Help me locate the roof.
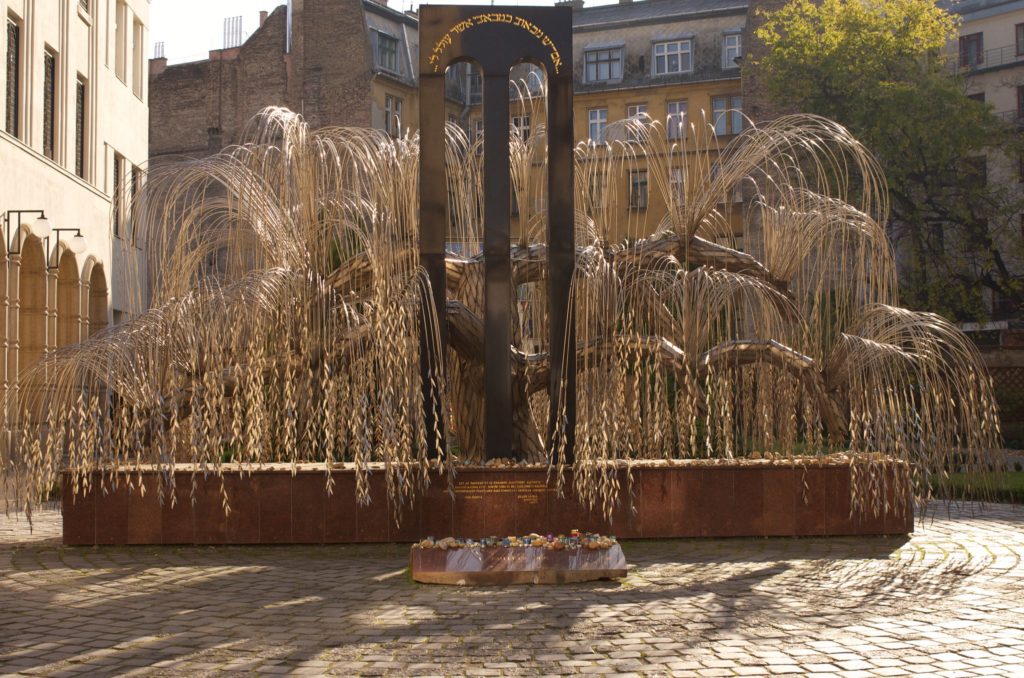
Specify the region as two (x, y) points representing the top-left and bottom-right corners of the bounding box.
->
(940, 0), (1024, 16)
(363, 0), (418, 28)
(573, 0), (749, 31)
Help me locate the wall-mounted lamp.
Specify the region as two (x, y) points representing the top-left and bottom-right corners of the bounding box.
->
(50, 228), (88, 260)
(3, 210), (51, 255)
(3, 211), (88, 267)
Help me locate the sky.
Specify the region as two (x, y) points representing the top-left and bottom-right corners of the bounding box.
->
(151, 0), (620, 64)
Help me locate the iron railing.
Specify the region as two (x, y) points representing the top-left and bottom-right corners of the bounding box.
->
(994, 109), (1024, 128)
(962, 43), (1024, 71)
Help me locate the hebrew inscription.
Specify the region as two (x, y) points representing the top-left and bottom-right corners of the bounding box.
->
(428, 13), (564, 74)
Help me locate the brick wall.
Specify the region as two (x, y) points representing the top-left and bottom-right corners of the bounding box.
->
(741, 0), (799, 124)
(149, 1), (373, 162)
(293, 0), (374, 130)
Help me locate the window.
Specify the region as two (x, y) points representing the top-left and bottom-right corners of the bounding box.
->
(628, 170), (648, 210)
(584, 48), (622, 82)
(967, 92), (985, 103)
(384, 94), (402, 137)
(6, 18), (20, 136)
(723, 33), (741, 69)
(75, 78), (86, 178)
(469, 67), (482, 105)
(1018, 85), (1024, 119)
(113, 153), (123, 237)
(927, 221), (945, 255)
(670, 168), (683, 202)
(712, 95), (743, 136)
(377, 32), (398, 72)
(43, 49), (56, 159)
(667, 100), (687, 140)
(626, 104), (647, 142)
(653, 40), (692, 75)
(1016, 23), (1024, 56)
(473, 118), (484, 144)
(131, 166), (142, 238)
(964, 156), (987, 190)
(959, 32), (983, 68)
(588, 172), (607, 209)
(588, 108), (607, 143)
(512, 114), (530, 141)
(132, 19), (144, 97)
(115, 1), (126, 81)
(517, 63), (545, 97)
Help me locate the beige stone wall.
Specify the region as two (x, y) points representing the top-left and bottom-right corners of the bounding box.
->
(0, 0), (148, 416)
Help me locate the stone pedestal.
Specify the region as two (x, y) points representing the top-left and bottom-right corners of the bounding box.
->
(410, 544), (627, 585)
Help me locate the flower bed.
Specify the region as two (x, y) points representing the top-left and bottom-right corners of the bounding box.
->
(410, 536), (627, 585)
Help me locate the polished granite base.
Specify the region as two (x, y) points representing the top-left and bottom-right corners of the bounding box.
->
(61, 461), (914, 545)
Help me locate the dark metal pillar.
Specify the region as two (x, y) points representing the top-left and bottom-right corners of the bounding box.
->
(418, 65), (448, 459)
(482, 74), (513, 459)
(546, 64), (576, 464)
(419, 5), (575, 462)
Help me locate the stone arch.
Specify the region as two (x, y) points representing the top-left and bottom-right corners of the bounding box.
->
(19, 236), (47, 371)
(88, 263), (108, 337)
(57, 249), (81, 347)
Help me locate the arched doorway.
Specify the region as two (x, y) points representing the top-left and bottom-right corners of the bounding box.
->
(19, 237), (47, 371)
(57, 250), (80, 347)
(88, 264), (108, 337)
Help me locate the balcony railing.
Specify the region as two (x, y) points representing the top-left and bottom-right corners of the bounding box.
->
(994, 109), (1024, 128)
(962, 44), (1024, 71)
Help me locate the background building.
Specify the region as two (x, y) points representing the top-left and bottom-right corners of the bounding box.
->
(149, 0), (421, 162)
(1, 0), (149, 411)
(569, 0), (748, 240)
(953, 0), (1024, 444)
(955, 0), (1024, 322)
(150, 0), (749, 244)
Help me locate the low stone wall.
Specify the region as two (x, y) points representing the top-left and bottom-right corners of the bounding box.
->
(62, 462), (913, 546)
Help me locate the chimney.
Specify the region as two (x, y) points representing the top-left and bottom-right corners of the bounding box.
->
(555, 0), (584, 7)
(149, 57), (168, 78)
(259, 10), (268, 27)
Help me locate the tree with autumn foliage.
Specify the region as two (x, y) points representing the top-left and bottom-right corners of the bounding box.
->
(753, 0), (1024, 321)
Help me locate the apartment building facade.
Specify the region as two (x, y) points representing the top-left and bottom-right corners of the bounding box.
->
(956, 0), (1024, 321)
(570, 0), (747, 240)
(438, 0), (750, 243)
(1, 0), (148, 407)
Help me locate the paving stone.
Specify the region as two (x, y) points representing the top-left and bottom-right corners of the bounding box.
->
(0, 503), (1022, 675)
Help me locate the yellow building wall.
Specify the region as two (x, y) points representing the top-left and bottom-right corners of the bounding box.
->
(452, 76), (748, 246)
(574, 79), (745, 242)
(370, 79), (419, 136)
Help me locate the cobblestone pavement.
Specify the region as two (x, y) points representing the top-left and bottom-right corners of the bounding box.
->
(1, 504), (1023, 677)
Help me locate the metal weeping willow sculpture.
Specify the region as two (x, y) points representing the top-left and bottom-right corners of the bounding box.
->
(0, 92), (1002, 521)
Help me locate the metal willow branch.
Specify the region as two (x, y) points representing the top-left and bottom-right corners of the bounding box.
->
(0, 103), (1001, 522)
